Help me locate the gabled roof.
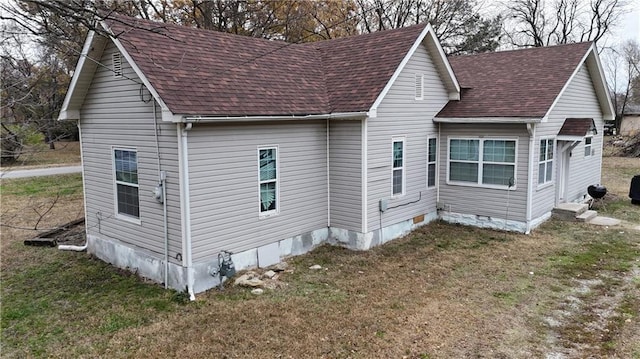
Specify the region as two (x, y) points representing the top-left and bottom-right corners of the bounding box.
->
(558, 118), (596, 136)
(59, 15), (458, 121)
(435, 42), (614, 121)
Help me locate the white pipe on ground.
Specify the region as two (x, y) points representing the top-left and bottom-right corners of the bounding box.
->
(58, 243), (88, 251)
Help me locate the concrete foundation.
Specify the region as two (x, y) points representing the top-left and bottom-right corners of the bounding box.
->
(88, 208), (565, 295)
(440, 211), (527, 233)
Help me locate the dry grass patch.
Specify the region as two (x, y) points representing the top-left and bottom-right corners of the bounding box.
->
(2, 141), (80, 168)
(1, 159), (640, 358)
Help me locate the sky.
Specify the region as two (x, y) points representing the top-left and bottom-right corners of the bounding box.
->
(606, 1), (640, 46)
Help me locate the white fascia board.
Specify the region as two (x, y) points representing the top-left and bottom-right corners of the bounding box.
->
(434, 117), (542, 124)
(100, 20), (174, 121)
(586, 46), (616, 121)
(368, 24), (460, 117)
(556, 135), (584, 141)
(58, 31), (97, 121)
(180, 112), (367, 123)
(58, 110), (80, 120)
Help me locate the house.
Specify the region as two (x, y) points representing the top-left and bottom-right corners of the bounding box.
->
(621, 104), (640, 136)
(58, 15), (614, 298)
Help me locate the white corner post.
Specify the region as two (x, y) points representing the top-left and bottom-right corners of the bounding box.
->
(525, 123), (536, 234)
(177, 122), (195, 300)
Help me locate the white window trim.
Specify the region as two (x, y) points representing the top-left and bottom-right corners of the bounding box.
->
(427, 136), (437, 189)
(584, 135), (593, 157)
(112, 146), (141, 224)
(391, 137), (406, 198)
(537, 136), (555, 189)
(258, 145), (279, 218)
(446, 137), (518, 190)
(112, 52), (123, 78)
(415, 73), (424, 100)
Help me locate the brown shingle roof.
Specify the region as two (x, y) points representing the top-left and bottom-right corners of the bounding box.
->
(106, 16), (425, 116)
(558, 118), (595, 136)
(436, 42), (593, 119)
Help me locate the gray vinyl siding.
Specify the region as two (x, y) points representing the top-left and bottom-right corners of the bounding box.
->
(80, 42), (182, 262)
(329, 120), (362, 231)
(188, 121), (328, 261)
(438, 124), (529, 222)
(532, 63), (604, 218)
(367, 43), (449, 231)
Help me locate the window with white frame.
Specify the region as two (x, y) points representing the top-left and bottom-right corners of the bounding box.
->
(584, 136), (593, 157)
(259, 147), (278, 215)
(448, 138), (516, 187)
(427, 137), (437, 187)
(113, 148), (139, 219)
(415, 73), (424, 100)
(392, 138), (405, 196)
(538, 138), (554, 185)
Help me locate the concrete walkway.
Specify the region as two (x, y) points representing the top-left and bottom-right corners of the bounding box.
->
(0, 165), (82, 179)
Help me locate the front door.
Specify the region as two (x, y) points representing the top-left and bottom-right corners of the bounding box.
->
(556, 141), (578, 204)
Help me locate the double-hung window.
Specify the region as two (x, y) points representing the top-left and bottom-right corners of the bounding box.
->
(584, 136), (593, 157)
(538, 138), (554, 185)
(258, 147), (278, 215)
(427, 137), (437, 187)
(392, 138), (405, 196)
(113, 148), (139, 220)
(448, 138), (516, 188)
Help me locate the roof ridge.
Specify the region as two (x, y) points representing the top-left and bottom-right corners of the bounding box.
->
(448, 41), (593, 59)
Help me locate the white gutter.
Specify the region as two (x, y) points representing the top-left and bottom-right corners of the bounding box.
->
(177, 123), (195, 301)
(182, 112), (368, 123)
(525, 123), (536, 234)
(434, 117), (542, 124)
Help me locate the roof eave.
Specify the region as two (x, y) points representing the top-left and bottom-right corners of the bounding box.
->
(57, 31), (105, 121)
(180, 111), (369, 123)
(433, 117), (542, 124)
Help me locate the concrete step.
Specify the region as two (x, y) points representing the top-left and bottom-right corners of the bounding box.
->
(552, 203), (590, 221)
(576, 210), (598, 222)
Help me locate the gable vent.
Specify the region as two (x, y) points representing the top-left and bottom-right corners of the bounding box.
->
(112, 52), (123, 78)
(415, 73), (424, 100)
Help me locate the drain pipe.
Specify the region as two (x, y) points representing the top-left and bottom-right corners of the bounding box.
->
(178, 122), (196, 301)
(326, 118), (330, 228)
(152, 101), (170, 289)
(58, 242), (88, 251)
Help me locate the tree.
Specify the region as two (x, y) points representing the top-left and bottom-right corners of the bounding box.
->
(603, 40), (640, 130)
(503, 0), (626, 47)
(354, 0), (502, 54)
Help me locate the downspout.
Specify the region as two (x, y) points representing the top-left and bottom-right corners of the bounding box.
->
(58, 121), (89, 252)
(361, 118), (368, 233)
(177, 122), (195, 300)
(326, 119), (330, 228)
(152, 101), (170, 289)
(436, 122), (441, 205)
(525, 123), (536, 234)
